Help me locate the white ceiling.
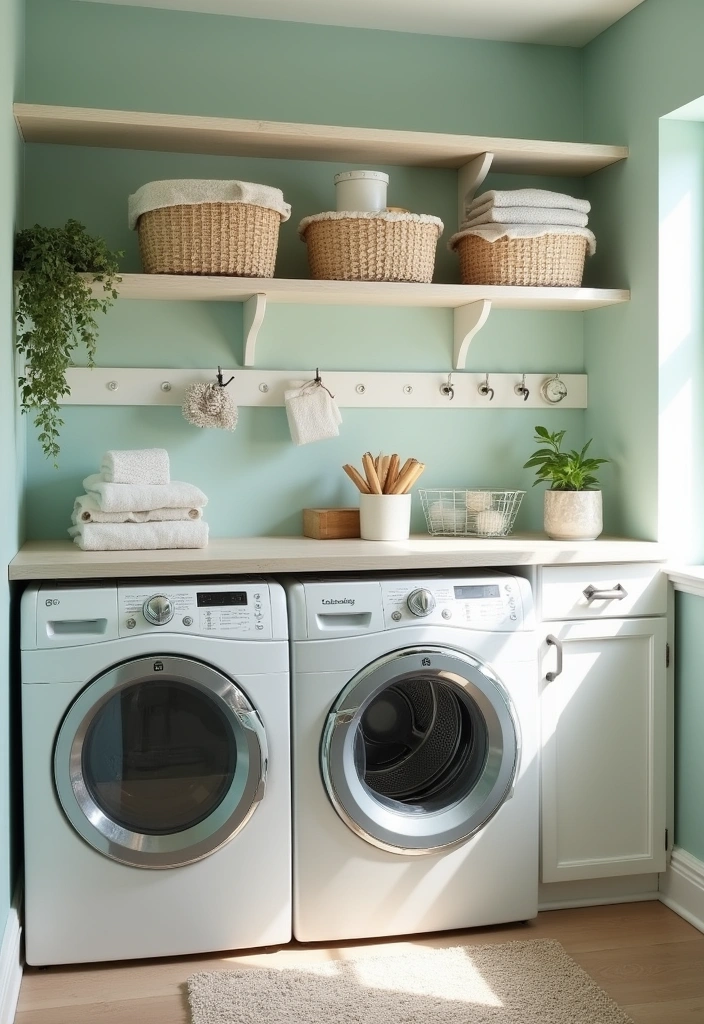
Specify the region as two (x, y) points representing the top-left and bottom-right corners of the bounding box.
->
(80, 0), (647, 47)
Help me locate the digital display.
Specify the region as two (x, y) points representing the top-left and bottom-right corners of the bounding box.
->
(454, 585), (501, 600)
(197, 592), (248, 607)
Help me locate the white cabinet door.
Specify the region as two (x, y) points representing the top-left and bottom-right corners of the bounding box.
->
(540, 617), (667, 883)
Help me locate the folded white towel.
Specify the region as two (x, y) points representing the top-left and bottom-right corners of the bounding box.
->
(100, 448), (170, 485)
(468, 189), (591, 215)
(69, 521), (209, 551)
(128, 179), (291, 230)
(463, 205), (589, 229)
(72, 494), (203, 525)
(83, 474), (208, 513)
(449, 223), (597, 257)
(284, 384), (342, 446)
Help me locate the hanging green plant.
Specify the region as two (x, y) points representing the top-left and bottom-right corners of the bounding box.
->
(14, 219), (122, 465)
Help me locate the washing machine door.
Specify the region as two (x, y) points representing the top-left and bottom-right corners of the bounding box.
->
(54, 655), (267, 869)
(321, 646), (519, 855)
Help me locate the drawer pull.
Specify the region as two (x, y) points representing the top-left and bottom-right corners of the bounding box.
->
(582, 583), (628, 602)
(546, 634), (563, 681)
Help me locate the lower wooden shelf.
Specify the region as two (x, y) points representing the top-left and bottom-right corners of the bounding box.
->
(9, 535), (665, 581)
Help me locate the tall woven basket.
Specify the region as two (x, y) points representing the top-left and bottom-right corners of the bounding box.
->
(450, 232), (588, 287)
(299, 212), (444, 283)
(137, 203), (282, 277)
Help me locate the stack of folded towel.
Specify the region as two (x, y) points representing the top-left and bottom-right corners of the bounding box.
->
(69, 448), (209, 550)
(455, 188), (596, 254)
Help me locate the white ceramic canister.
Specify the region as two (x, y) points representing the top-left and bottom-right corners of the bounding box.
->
(334, 170), (389, 213)
(359, 493), (412, 541)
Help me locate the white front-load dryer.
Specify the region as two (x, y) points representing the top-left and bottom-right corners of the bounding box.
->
(285, 572), (539, 943)
(21, 578), (291, 965)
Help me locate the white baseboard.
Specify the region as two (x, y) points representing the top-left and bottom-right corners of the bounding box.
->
(539, 872), (659, 911)
(0, 900), (22, 1024)
(659, 847), (704, 934)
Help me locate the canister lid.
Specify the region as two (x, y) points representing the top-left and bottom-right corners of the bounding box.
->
(334, 170), (390, 184)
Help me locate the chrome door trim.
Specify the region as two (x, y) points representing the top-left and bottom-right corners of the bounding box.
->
(320, 646), (520, 856)
(54, 656), (267, 869)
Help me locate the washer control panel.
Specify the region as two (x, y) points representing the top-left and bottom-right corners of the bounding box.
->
(118, 582), (273, 638)
(381, 574), (530, 631)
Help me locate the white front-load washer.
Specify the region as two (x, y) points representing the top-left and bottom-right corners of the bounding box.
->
(285, 572), (539, 943)
(21, 578), (291, 965)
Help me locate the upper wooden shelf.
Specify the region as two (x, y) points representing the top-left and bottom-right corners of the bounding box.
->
(14, 104), (628, 175)
(106, 274), (629, 311)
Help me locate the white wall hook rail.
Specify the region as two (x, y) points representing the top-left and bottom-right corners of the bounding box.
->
(63, 368), (587, 409)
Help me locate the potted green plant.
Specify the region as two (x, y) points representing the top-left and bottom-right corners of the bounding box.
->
(14, 219), (121, 464)
(524, 426), (609, 540)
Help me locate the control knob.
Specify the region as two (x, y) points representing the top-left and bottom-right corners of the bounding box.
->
(406, 588), (436, 617)
(142, 594), (174, 626)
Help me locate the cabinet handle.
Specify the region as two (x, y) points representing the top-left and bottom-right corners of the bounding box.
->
(582, 583), (628, 602)
(546, 634), (563, 681)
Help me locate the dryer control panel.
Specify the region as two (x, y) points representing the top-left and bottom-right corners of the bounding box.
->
(118, 582), (273, 639)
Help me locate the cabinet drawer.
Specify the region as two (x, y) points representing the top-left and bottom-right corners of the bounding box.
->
(541, 563), (666, 620)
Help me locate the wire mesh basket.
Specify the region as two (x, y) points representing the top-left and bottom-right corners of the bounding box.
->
(419, 489), (525, 537)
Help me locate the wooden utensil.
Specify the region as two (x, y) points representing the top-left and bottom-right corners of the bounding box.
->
(390, 458), (419, 494)
(342, 463), (371, 493)
(383, 453), (399, 493)
(362, 452), (383, 494)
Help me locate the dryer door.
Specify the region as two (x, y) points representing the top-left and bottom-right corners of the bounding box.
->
(54, 655), (267, 868)
(321, 646), (519, 854)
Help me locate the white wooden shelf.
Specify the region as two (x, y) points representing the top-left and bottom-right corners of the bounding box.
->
(8, 537), (666, 582)
(62, 368), (588, 410)
(14, 104), (628, 175)
(101, 275), (629, 369)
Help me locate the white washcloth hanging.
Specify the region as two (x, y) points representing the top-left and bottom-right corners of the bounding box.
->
(462, 205), (589, 229)
(449, 223), (597, 256)
(72, 494), (202, 525)
(468, 189), (591, 214)
(83, 474), (208, 513)
(100, 448), (170, 485)
(69, 520), (209, 551)
(285, 383), (342, 446)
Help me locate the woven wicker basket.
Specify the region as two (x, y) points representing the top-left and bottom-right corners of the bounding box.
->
(137, 202), (281, 276)
(452, 233), (588, 287)
(299, 213), (443, 283)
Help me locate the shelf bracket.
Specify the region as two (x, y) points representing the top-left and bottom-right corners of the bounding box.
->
(243, 292), (267, 366)
(457, 152), (494, 226)
(453, 299), (492, 370)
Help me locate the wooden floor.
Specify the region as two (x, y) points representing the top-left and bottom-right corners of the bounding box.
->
(15, 901), (704, 1023)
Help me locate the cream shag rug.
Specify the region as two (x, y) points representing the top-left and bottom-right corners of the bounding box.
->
(187, 939), (633, 1024)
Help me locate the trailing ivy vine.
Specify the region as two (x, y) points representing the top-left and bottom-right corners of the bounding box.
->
(14, 219), (122, 464)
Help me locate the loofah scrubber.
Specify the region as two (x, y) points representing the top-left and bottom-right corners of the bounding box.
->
(182, 382), (238, 431)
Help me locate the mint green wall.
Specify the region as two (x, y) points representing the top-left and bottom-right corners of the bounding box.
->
(583, 0), (704, 542)
(674, 592), (704, 862)
(23, 0), (589, 539)
(1, 0), (24, 944)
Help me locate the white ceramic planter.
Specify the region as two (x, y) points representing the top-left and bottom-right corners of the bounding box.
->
(334, 170), (389, 212)
(359, 493), (411, 541)
(544, 490), (603, 541)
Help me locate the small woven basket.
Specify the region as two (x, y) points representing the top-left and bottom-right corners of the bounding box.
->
(137, 202), (281, 276)
(299, 212), (443, 283)
(452, 233), (588, 287)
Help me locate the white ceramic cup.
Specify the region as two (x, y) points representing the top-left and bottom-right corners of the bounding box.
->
(334, 170), (389, 212)
(359, 493), (412, 541)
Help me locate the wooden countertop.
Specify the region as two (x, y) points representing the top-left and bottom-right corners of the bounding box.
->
(8, 535), (666, 581)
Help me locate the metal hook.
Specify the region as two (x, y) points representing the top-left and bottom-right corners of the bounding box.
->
(216, 366), (235, 388)
(478, 373), (494, 401)
(515, 373), (530, 402)
(307, 367), (335, 399)
(440, 372), (455, 400)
